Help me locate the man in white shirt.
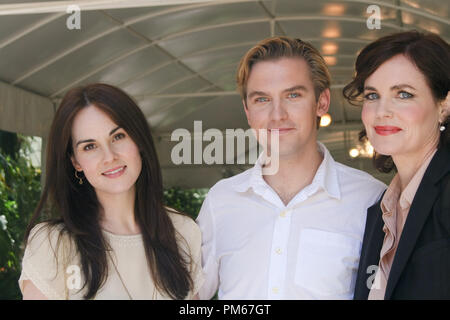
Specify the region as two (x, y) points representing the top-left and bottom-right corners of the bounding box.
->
(196, 36), (386, 300)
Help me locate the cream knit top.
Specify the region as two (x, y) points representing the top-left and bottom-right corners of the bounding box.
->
(18, 212), (204, 300)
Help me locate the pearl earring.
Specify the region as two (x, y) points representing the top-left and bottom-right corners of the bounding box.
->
(440, 124), (446, 132)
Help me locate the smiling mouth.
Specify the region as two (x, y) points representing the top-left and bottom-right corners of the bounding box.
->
(374, 126), (402, 136)
(269, 128), (295, 135)
(102, 166), (126, 177)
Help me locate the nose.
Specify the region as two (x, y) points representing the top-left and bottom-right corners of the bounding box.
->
(270, 98), (288, 122)
(375, 97), (394, 119)
(102, 144), (117, 164)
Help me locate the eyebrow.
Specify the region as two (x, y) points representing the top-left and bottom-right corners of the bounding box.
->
(247, 90), (268, 100)
(363, 84), (417, 91)
(391, 84), (416, 91)
(247, 85), (308, 99)
(283, 85), (308, 93)
(75, 126), (121, 147)
(363, 86), (377, 92)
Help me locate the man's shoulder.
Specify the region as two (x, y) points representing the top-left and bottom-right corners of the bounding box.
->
(334, 161), (386, 188)
(197, 168), (254, 224)
(207, 167), (254, 196)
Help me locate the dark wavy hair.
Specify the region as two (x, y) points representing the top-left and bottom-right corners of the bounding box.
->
(24, 83), (193, 299)
(343, 30), (450, 173)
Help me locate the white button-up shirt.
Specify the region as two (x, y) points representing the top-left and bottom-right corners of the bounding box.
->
(196, 142), (386, 300)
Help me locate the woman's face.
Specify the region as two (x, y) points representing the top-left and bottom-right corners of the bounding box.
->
(70, 105), (142, 198)
(362, 54), (445, 159)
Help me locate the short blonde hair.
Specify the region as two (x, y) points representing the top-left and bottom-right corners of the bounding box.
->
(236, 36), (331, 103)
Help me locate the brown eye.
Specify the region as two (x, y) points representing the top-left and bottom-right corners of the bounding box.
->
(114, 133), (125, 141)
(83, 144), (95, 151)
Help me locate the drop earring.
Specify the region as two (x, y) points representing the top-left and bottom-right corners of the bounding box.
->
(75, 170), (83, 185)
(440, 124), (446, 132)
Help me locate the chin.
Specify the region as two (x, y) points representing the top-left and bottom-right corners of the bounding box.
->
(277, 145), (306, 158)
(371, 144), (401, 157)
(368, 136), (402, 157)
(95, 182), (136, 196)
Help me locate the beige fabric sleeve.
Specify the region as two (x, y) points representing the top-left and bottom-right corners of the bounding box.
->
(169, 212), (205, 299)
(187, 218), (206, 299)
(18, 223), (71, 300)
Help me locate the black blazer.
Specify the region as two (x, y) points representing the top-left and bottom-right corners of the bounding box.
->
(354, 145), (450, 300)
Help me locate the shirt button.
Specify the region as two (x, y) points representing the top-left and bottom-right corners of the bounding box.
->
(275, 248), (282, 255)
(272, 287), (279, 294)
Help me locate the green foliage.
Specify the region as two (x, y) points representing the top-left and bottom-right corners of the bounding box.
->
(0, 135), (41, 300)
(163, 187), (208, 220)
(0, 130), (21, 161)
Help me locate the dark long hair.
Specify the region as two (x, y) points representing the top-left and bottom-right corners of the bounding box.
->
(24, 83), (193, 299)
(343, 30), (450, 173)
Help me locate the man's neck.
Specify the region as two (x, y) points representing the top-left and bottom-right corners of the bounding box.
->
(263, 142), (324, 206)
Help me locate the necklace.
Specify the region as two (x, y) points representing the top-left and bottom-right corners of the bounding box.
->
(107, 251), (158, 300)
(107, 250), (133, 300)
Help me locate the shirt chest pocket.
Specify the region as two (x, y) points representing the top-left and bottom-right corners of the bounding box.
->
(294, 228), (361, 297)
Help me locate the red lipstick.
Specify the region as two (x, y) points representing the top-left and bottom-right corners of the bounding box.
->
(374, 126), (402, 136)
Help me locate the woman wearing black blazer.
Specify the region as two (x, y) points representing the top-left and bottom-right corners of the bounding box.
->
(343, 31), (450, 299)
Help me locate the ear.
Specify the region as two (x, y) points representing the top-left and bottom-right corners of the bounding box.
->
(316, 88), (331, 117)
(438, 91), (450, 124)
(70, 155), (83, 172)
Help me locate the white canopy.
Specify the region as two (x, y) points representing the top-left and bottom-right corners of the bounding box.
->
(1, 0), (448, 187)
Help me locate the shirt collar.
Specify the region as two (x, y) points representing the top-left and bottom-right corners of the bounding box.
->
(233, 141), (341, 200)
(232, 150), (267, 194)
(381, 148), (437, 213)
(381, 174), (401, 215)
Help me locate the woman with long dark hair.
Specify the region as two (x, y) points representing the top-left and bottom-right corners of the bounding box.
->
(19, 83), (204, 299)
(343, 31), (449, 299)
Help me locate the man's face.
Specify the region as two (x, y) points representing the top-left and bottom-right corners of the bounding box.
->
(244, 57), (330, 158)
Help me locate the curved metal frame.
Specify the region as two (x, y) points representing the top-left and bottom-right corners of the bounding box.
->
(0, 0), (447, 23)
(10, 5), (447, 86)
(0, 12), (65, 49)
(50, 36), (366, 98)
(6, 0), (447, 89)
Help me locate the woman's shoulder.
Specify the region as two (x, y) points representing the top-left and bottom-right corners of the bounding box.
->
(25, 221), (75, 261)
(27, 222), (64, 247)
(165, 207), (197, 226)
(165, 207), (201, 242)
(20, 222), (76, 300)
